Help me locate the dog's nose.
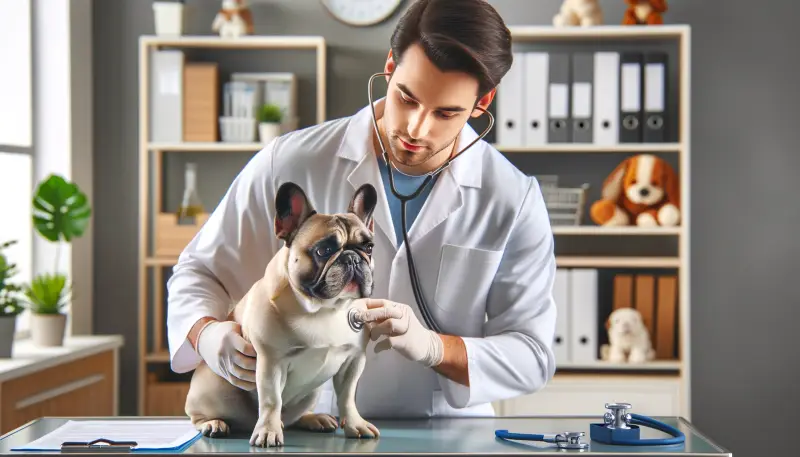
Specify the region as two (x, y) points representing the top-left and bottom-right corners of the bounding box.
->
(343, 252), (358, 266)
(639, 188), (650, 197)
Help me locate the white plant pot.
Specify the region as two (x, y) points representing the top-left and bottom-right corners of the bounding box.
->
(30, 313), (67, 347)
(0, 316), (16, 358)
(153, 2), (184, 36)
(259, 122), (281, 144)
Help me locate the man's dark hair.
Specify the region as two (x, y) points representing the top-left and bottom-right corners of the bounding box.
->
(390, 0), (513, 98)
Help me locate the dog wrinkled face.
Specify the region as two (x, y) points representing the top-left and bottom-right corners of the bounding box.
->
(606, 308), (645, 337)
(274, 182), (378, 304)
(624, 154), (665, 206)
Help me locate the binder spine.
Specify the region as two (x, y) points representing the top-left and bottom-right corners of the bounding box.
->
(644, 52), (668, 143)
(619, 52), (643, 143)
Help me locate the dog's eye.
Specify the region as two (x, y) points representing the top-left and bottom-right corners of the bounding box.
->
(362, 243), (374, 255)
(316, 246), (333, 257)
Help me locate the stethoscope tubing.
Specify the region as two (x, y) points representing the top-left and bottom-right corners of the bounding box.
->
(366, 72), (494, 335)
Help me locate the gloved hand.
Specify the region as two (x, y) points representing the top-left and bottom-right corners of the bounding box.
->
(355, 298), (444, 367)
(196, 320), (257, 390)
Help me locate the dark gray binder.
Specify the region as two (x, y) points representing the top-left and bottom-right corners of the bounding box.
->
(619, 52), (643, 143)
(644, 52), (668, 143)
(571, 53), (594, 143)
(547, 52), (571, 143)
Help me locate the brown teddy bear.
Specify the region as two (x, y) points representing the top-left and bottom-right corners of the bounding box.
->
(622, 0), (667, 25)
(590, 154), (680, 227)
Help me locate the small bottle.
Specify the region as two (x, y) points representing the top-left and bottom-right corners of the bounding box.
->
(176, 162), (204, 224)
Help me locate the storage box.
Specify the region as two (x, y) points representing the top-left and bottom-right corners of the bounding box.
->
(183, 63), (219, 142)
(154, 212), (210, 257)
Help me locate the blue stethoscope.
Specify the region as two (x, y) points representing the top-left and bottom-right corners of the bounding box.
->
(495, 403), (686, 451)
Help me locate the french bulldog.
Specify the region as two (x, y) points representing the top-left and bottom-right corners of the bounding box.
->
(184, 181), (381, 447)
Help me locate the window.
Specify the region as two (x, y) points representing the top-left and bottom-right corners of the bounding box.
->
(0, 0), (33, 339)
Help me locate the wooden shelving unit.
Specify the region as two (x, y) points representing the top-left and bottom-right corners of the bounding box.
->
(137, 34), (326, 416)
(493, 25), (692, 420)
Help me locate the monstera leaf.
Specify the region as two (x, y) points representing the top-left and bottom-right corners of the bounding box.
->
(32, 174), (92, 242)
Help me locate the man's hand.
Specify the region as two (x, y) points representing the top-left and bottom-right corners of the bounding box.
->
(355, 298), (444, 368)
(195, 320), (257, 390)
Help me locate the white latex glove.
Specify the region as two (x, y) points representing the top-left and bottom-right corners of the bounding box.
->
(355, 298), (444, 367)
(196, 320), (257, 390)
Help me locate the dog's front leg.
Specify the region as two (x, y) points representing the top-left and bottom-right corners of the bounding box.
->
(250, 349), (286, 447)
(334, 354), (379, 439)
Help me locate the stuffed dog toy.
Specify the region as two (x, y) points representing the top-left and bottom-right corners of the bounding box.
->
(622, 0), (667, 25)
(600, 307), (656, 363)
(590, 154), (680, 227)
(553, 0), (603, 26)
(184, 182), (380, 447)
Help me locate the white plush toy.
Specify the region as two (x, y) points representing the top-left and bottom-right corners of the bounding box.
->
(211, 0), (254, 38)
(553, 0), (603, 26)
(600, 307), (656, 364)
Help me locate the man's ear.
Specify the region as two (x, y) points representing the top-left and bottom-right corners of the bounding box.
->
(471, 88), (496, 118)
(274, 182), (316, 245)
(384, 49), (396, 82)
(348, 184), (377, 232)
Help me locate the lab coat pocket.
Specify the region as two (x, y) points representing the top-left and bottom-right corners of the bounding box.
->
(433, 244), (503, 314)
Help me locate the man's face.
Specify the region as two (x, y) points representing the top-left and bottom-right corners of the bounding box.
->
(379, 43), (494, 169)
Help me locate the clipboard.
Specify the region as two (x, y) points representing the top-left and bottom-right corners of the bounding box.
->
(60, 438), (138, 453)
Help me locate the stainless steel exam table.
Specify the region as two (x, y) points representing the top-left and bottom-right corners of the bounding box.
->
(0, 415), (731, 456)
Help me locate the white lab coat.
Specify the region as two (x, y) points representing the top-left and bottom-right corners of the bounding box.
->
(166, 98), (557, 419)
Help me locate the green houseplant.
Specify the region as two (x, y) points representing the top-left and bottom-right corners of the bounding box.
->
(258, 103), (283, 144)
(0, 240), (25, 357)
(23, 174), (91, 347)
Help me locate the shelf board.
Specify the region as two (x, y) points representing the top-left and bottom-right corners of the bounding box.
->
(146, 255), (680, 269)
(145, 351), (171, 363)
(556, 360), (681, 372)
(140, 34), (325, 49)
(494, 143), (682, 153)
(508, 24), (689, 41)
(552, 226), (680, 236)
(148, 142), (265, 152)
(556, 256), (680, 268)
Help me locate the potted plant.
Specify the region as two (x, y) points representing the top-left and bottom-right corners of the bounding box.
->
(23, 174), (91, 347)
(0, 240), (24, 358)
(258, 103), (283, 144)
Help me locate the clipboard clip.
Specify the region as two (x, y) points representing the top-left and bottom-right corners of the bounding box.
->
(61, 438), (138, 453)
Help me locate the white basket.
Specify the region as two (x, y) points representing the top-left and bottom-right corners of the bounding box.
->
(541, 184), (590, 226)
(219, 116), (256, 143)
(535, 175), (560, 189)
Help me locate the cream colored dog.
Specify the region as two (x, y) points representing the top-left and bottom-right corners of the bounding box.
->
(600, 307), (656, 363)
(184, 182), (381, 447)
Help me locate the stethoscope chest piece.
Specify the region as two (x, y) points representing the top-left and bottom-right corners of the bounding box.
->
(591, 403), (641, 443)
(347, 308), (364, 333)
(555, 432), (589, 451)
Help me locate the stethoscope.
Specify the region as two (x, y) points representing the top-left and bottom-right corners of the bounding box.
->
(366, 71), (495, 334)
(494, 402), (686, 451)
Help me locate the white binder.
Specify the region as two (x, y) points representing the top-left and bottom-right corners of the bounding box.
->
(592, 52), (619, 145)
(523, 52), (548, 146)
(569, 268), (598, 363)
(150, 49), (184, 143)
(496, 51), (524, 147)
(553, 268), (571, 363)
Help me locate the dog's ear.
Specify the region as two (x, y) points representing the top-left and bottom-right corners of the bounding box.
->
(659, 158), (680, 208)
(601, 157), (631, 202)
(274, 182), (316, 245)
(605, 316), (611, 331)
(348, 184), (378, 232)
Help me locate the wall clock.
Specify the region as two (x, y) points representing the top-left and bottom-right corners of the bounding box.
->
(321, 0), (404, 27)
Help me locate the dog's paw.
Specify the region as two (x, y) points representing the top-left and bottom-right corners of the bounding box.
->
(341, 416), (380, 439)
(636, 212), (659, 227)
(628, 348), (648, 364)
(293, 413), (338, 433)
(249, 422), (284, 447)
(198, 419), (229, 438)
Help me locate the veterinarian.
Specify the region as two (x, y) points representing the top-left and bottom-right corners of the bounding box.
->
(166, 0), (557, 419)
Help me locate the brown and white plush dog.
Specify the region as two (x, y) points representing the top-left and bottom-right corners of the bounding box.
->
(184, 182), (380, 447)
(590, 154), (680, 227)
(600, 307), (655, 363)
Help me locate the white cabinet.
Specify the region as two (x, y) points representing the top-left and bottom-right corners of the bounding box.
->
(497, 374), (683, 417)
